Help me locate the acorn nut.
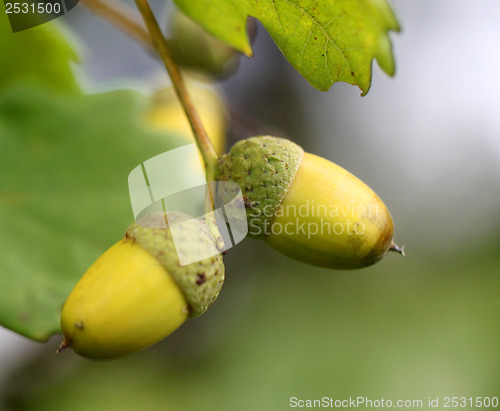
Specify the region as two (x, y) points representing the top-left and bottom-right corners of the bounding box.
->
(59, 211), (224, 360)
(218, 136), (402, 269)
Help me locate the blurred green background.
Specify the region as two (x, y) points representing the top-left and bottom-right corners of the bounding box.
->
(1, 1), (499, 410)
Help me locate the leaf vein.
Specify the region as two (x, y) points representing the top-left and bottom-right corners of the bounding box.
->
(277, 0), (353, 78)
(301, 25), (315, 58)
(324, 39), (333, 82)
(271, 0), (285, 34)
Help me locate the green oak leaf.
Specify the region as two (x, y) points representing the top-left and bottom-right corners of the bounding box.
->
(173, 0), (400, 94)
(0, 84), (188, 341)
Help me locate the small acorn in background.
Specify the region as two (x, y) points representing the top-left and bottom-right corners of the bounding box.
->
(58, 212), (224, 360)
(146, 73), (227, 156)
(218, 136), (403, 269)
(168, 9), (239, 77)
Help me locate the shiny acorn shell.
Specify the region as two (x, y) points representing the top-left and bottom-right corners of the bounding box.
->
(218, 136), (395, 269)
(59, 212), (225, 359)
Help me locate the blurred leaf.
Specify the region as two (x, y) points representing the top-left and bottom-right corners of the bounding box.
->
(0, 2), (194, 343)
(173, 0), (400, 93)
(0, 3), (79, 93)
(0, 84), (187, 341)
(0, 15), (228, 341)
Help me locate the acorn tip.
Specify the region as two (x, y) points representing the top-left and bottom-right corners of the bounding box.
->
(56, 339), (68, 354)
(389, 243), (405, 256)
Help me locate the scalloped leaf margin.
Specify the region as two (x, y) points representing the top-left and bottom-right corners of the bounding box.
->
(173, 0), (400, 94)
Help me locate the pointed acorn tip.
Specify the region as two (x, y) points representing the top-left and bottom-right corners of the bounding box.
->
(389, 243), (405, 256)
(55, 339), (69, 354)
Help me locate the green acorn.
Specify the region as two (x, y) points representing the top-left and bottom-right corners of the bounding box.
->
(218, 136), (402, 269)
(59, 211), (224, 360)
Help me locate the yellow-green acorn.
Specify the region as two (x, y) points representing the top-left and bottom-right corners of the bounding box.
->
(59, 212), (224, 360)
(218, 136), (402, 269)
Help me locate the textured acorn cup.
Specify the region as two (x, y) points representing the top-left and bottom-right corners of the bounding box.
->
(218, 136), (399, 269)
(126, 211), (225, 318)
(218, 136), (304, 237)
(59, 211), (224, 359)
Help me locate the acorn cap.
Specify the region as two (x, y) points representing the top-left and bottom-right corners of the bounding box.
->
(126, 211), (224, 318)
(218, 136), (304, 237)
